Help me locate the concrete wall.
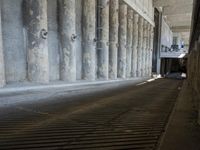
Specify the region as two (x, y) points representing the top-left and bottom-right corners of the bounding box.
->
(161, 18), (173, 48)
(126, 0), (154, 21)
(124, 0), (154, 25)
(1, 0), (83, 83)
(0, 0), (155, 87)
(188, 44), (200, 125)
(47, 0), (60, 81)
(2, 0), (26, 83)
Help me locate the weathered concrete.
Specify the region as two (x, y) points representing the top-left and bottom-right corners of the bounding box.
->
(48, 0), (60, 81)
(147, 23), (151, 76)
(97, 0), (109, 80)
(145, 22), (150, 76)
(118, 2), (127, 78)
(59, 0), (76, 82)
(75, 0), (83, 80)
(26, 0), (49, 83)
(137, 17), (144, 77)
(2, 0), (26, 82)
(109, 0), (119, 80)
(82, 0), (96, 81)
(142, 21), (148, 77)
(0, 6), (5, 87)
(131, 13), (139, 77)
(126, 8), (133, 78)
(149, 25), (154, 76)
(158, 81), (200, 150)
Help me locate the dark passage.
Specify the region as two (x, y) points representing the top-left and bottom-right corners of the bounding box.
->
(0, 79), (182, 150)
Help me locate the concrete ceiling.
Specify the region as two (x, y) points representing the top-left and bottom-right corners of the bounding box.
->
(153, 0), (193, 44)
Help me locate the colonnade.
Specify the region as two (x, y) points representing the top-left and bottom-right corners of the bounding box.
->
(0, 0), (154, 87)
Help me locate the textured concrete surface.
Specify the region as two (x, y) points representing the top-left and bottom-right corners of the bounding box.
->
(59, 0), (76, 81)
(149, 26), (154, 76)
(118, 3), (127, 79)
(2, 0), (26, 82)
(97, 0), (109, 80)
(142, 21), (148, 77)
(137, 17), (144, 77)
(158, 81), (200, 150)
(26, 0), (49, 83)
(82, 0), (96, 81)
(0, 0), (155, 87)
(126, 9), (133, 78)
(109, 0), (119, 80)
(188, 40), (200, 124)
(0, 79), (182, 149)
(47, 0), (60, 81)
(0, 5), (5, 88)
(132, 13), (139, 77)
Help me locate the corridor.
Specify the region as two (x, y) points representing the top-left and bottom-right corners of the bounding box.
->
(0, 79), (182, 149)
(1, 0), (200, 149)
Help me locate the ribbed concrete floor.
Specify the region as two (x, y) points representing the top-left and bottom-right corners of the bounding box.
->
(0, 79), (182, 150)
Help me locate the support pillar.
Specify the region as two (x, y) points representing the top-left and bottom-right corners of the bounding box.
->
(118, 2), (127, 78)
(59, 0), (76, 81)
(126, 9), (133, 78)
(131, 13), (139, 77)
(97, 0), (109, 79)
(142, 21), (148, 77)
(82, 0), (96, 81)
(26, 0), (49, 83)
(0, 6), (5, 87)
(147, 23), (151, 76)
(137, 17), (143, 77)
(149, 25), (154, 76)
(109, 0), (119, 79)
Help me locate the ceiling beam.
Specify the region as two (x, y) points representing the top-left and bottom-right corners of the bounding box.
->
(171, 26), (191, 32)
(165, 13), (192, 22)
(169, 21), (192, 27)
(153, 0), (193, 7)
(163, 4), (193, 15)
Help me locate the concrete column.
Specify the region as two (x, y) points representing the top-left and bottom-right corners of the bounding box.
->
(26, 0), (49, 83)
(118, 2), (127, 78)
(149, 25), (154, 76)
(109, 0), (119, 79)
(82, 0), (96, 81)
(59, 0), (76, 81)
(97, 0), (109, 80)
(142, 21), (148, 77)
(147, 23), (151, 76)
(145, 21), (149, 76)
(131, 13), (139, 77)
(0, 6), (5, 87)
(126, 8), (133, 78)
(137, 17), (143, 77)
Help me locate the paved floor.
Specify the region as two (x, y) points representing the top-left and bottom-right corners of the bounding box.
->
(0, 79), (182, 150)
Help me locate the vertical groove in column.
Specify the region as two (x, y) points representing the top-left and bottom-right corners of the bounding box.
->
(26, 0), (49, 83)
(118, 2), (127, 79)
(142, 21), (147, 77)
(59, 0), (76, 82)
(137, 17), (143, 77)
(82, 0), (96, 81)
(0, 4), (5, 87)
(109, 0), (119, 80)
(149, 25), (154, 76)
(126, 8), (133, 78)
(131, 13), (139, 78)
(97, 0), (109, 80)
